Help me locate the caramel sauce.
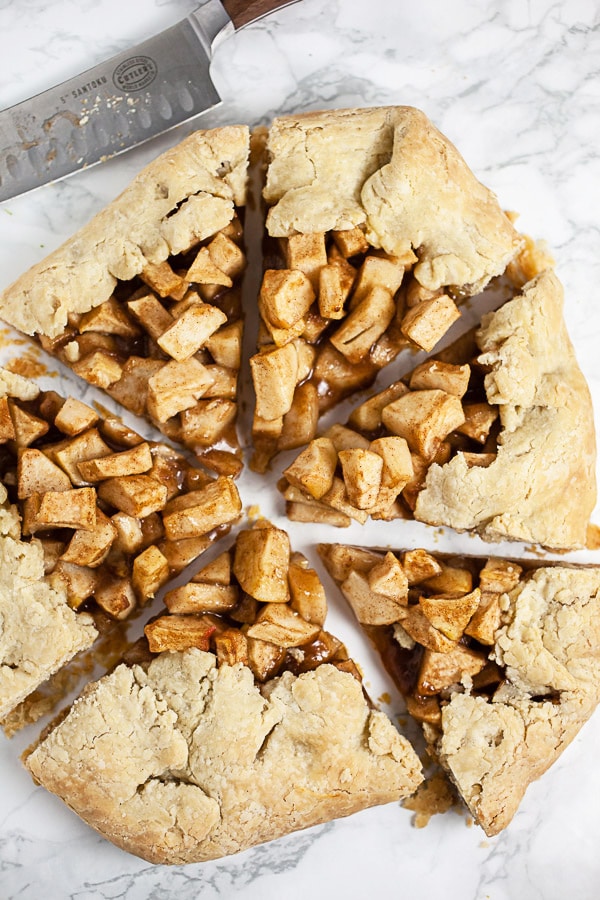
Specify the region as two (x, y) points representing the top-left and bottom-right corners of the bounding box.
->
(4, 355), (49, 379)
(367, 625), (424, 697)
(283, 632), (342, 676)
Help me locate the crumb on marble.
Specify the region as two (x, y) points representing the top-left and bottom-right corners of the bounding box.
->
(402, 770), (455, 827)
(5, 351), (49, 379)
(586, 523), (600, 550)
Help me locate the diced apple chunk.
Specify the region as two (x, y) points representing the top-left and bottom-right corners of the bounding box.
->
(72, 351), (123, 389)
(61, 509), (117, 567)
(288, 554), (327, 626)
(17, 449), (72, 498)
(9, 403), (49, 447)
(145, 614), (216, 652)
(401, 294), (461, 351)
(147, 358), (215, 423)
(260, 269), (315, 329)
(140, 260), (185, 298)
(214, 629), (249, 667)
(131, 545), (170, 603)
(186, 246), (233, 287)
(409, 359), (471, 398)
(417, 645), (487, 695)
(419, 588), (481, 642)
(157, 302), (227, 361)
(127, 294), (173, 340)
(285, 232), (327, 287)
(233, 524), (290, 603)
(283, 437), (338, 500)
(162, 477), (241, 540)
(367, 552), (409, 602)
(338, 448), (383, 509)
(76, 442), (153, 482)
(164, 582), (238, 614)
(246, 604), (320, 648)
(330, 286), (396, 363)
(250, 343), (298, 421)
(98, 475), (168, 518)
(78, 296), (140, 339)
(341, 569), (406, 626)
(54, 398), (99, 435)
(382, 389), (465, 461)
(23, 487), (97, 534)
(401, 549), (443, 585)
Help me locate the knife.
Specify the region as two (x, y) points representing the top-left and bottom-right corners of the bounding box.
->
(0, 0), (297, 203)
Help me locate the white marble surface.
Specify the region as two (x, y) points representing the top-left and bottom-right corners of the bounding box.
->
(1, 0), (600, 897)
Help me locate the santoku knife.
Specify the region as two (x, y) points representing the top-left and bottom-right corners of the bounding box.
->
(0, 0), (297, 202)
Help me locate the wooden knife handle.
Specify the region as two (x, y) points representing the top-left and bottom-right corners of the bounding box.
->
(221, 0), (298, 30)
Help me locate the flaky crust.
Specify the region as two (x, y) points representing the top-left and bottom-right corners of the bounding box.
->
(437, 565), (600, 835)
(415, 269), (597, 549)
(26, 650), (422, 864)
(264, 106), (521, 293)
(0, 126), (249, 338)
(0, 370), (96, 720)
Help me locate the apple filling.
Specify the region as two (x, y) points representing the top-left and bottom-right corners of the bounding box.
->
(142, 521), (361, 684)
(250, 226), (513, 473)
(317, 544), (531, 731)
(34, 216), (246, 477)
(280, 327), (500, 525)
(0, 388), (241, 621)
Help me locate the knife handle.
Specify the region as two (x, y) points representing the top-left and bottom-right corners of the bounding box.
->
(221, 0), (298, 29)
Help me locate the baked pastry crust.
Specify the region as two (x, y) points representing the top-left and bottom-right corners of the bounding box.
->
(415, 269), (597, 548)
(0, 370), (96, 720)
(26, 649), (423, 864)
(318, 543), (600, 835)
(437, 565), (600, 835)
(0, 127), (249, 339)
(264, 106), (521, 293)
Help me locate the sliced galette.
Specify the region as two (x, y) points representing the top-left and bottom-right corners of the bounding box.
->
(0, 126), (249, 477)
(0, 367), (241, 721)
(281, 269), (596, 550)
(250, 105), (523, 471)
(24, 521), (423, 863)
(318, 542), (600, 835)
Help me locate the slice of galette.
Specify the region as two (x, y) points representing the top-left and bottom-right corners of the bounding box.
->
(24, 521), (423, 864)
(0, 126), (249, 477)
(281, 269), (596, 550)
(250, 105), (523, 471)
(0, 367), (241, 722)
(318, 542), (600, 836)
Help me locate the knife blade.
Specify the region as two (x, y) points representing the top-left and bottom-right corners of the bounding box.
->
(0, 0), (297, 203)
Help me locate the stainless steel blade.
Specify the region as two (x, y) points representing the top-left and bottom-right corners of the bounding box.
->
(0, 0), (233, 203)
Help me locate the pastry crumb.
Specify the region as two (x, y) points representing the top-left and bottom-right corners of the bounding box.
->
(4, 353), (49, 379)
(524, 544), (548, 558)
(402, 770), (455, 827)
(378, 691), (391, 705)
(586, 523), (600, 550)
